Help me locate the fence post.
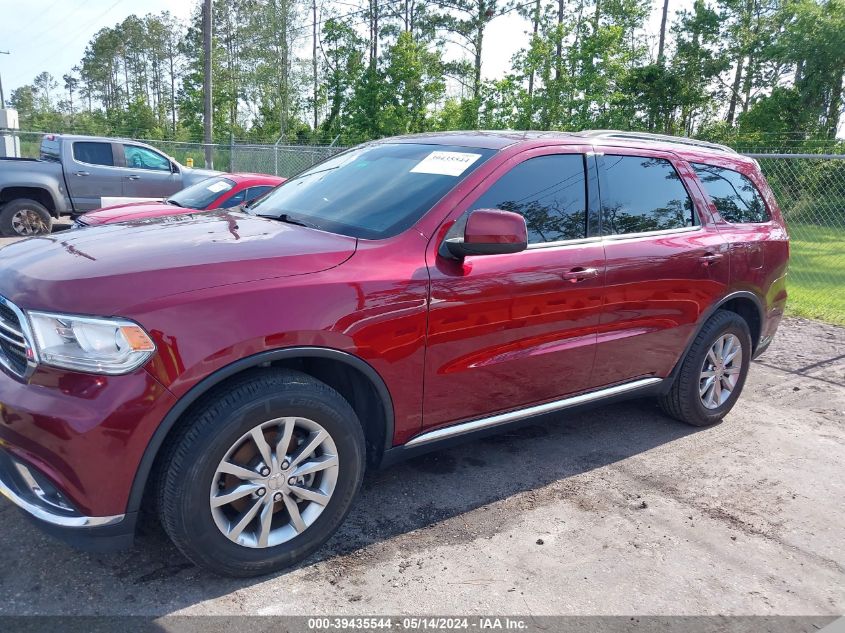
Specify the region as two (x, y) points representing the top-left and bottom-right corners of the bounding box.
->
(229, 133), (234, 172)
(273, 134), (286, 176)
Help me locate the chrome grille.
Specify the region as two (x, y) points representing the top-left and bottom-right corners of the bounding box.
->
(0, 296), (33, 379)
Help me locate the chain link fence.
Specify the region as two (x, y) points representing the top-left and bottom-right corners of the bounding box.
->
(747, 153), (845, 323)
(6, 130), (348, 176)
(3, 130), (844, 322)
(230, 143), (348, 177)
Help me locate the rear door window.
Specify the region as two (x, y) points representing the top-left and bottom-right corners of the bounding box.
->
(470, 154), (588, 244)
(600, 156), (696, 235)
(692, 163), (770, 223)
(72, 142), (114, 166)
(40, 137), (61, 162)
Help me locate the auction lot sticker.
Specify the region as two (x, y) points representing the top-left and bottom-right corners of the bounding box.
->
(411, 151), (482, 176)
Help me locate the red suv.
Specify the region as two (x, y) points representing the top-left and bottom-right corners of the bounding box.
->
(0, 131), (788, 576)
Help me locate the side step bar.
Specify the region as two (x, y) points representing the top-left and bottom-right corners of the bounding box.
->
(404, 377), (663, 448)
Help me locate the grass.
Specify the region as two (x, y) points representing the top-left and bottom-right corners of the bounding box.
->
(785, 223), (845, 325)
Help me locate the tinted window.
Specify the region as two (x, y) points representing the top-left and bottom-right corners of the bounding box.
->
(470, 154), (587, 244)
(244, 186), (273, 203)
(219, 190), (245, 208)
(168, 177), (236, 209)
(601, 156), (695, 235)
(73, 142), (114, 166)
(40, 137), (60, 162)
(692, 163), (770, 223)
(249, 144), (494, 239)
(124, 145), (171, 171)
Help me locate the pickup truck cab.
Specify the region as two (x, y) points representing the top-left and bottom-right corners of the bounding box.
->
(0, 134), (218, 236)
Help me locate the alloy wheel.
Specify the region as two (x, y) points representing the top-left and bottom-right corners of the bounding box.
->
(11, 209), (49, 236)
(699, 333), (743, 409)
(209, 416), (339, 548)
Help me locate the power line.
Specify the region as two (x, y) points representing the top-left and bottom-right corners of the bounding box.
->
(2, 0), (85, 52)
(5, 0), (131, 86)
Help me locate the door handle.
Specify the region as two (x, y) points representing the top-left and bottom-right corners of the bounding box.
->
(127, 175), (141, 181)
(562, 267), (599, 283)
(75, 171), (90, 177)
(700, 252), (724, 266)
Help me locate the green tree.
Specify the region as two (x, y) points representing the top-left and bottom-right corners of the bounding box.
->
(381, 31), (445, 133)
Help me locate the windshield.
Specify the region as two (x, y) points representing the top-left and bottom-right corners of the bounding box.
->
(168, 177), (236, 209)
(247, 143), (495, 239)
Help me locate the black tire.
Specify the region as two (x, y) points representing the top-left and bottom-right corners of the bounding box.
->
(659, 310), (752, 427)
(0, 199), (53, 237)
(157, 368), (366, 577)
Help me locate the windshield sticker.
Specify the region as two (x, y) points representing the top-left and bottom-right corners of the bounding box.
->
(410, 151), (482, 177)
(207, 181), (230, 193)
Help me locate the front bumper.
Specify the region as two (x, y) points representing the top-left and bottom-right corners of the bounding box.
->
(0, 364), (177, 548)
(0, 447), (137, 551)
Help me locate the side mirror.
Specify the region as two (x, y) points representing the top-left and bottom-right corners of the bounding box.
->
(441, 209), (528, 259)
(171, 161), (180, 174)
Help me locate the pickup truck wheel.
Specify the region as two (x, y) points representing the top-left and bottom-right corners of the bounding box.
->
(658, 310), (752, 427)
(0, 200), (53, 237)
(157, 368), (366, 577)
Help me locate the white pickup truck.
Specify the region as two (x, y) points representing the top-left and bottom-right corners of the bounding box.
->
(0, 134), (218, 236)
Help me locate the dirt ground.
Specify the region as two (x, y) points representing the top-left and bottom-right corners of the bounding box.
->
(0, 220), (73, 248)
(0, 317), (842, 617)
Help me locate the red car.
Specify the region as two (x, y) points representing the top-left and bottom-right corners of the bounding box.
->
(73, 173), (285, 227)
(0, 131), (788, 576)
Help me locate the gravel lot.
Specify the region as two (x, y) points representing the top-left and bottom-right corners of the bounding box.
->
(0, 266), (842, 615)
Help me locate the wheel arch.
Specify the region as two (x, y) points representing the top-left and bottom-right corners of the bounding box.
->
(718, 293), (764, 351)
(127, 346), (395, 515)
(662, 290), (765, 393)
(0, 186), (61, 217)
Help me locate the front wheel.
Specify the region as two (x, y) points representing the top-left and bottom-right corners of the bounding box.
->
(659, 310), (752, 427)
(158, 368), (366, 577)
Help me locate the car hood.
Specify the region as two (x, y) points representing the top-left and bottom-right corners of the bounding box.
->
(0, 211), (357, 316)
(81, 201), (179, 225)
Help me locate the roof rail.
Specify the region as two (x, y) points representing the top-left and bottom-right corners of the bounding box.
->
(578, 130), (737, 154)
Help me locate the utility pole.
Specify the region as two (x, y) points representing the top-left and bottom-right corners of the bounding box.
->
(0, 50), (9, 109)
(312, 0), (318, 133)
(202, 0), (214, 168)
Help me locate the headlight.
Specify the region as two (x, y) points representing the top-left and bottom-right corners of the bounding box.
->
(27, 311), (156, 375)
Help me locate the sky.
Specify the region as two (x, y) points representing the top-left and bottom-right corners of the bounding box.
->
(0, 0), (694, 103)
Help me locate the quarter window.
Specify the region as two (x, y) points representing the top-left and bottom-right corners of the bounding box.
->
(470, 154), (587, 244)
(692, 163), (770, 223)
(600, 156), (695, 235)
(73, 142), (114, 166)
(123, 145), (171, 172)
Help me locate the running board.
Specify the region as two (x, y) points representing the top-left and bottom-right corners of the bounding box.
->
(404, 377), (663, 448)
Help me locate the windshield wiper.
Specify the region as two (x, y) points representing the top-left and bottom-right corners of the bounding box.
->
(256, 213), (317, 229)
(166, 199), (183, 207)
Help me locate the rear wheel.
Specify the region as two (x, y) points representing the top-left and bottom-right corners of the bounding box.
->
(158, 368), (366, 577)
(659, 310), (752, 427)
(0, 199), (53, 237)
